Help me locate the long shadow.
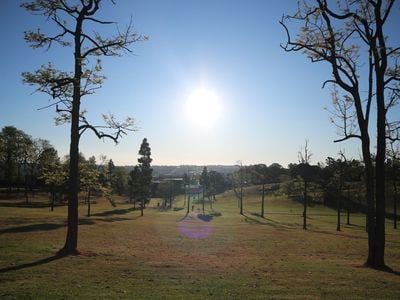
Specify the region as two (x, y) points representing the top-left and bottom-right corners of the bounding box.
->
(0, 223), (64, 235)
(383, 267), (400, 276)
(242, 211), (298, 230)
(197, 214), (214, 222)
(0, 254), (64, 274)
(91, 207), (136, 217)
(0, 216), (136, 235)
(0, 202), (63, 209)
(311, 229), (368, 241)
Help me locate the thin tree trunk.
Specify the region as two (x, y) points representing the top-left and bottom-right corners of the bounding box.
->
(202, 186), (205, 214)
(337, 174), (343, 231)
(394, 180), (398, 229)
(240, 184), (243, 215)
(187, 190), (191, 215)
(347, 186), (350, 225)
(337, 195), (341, 231)
(141, 198), (144, 216)
(25, 174), (29, 204)
(303, 180), (307, 230)
(261, 183), (265, 218)
(51, 186), (55, 212)
(87, 189), (91, 217)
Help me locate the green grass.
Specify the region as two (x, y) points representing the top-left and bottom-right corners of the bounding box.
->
(0, 190), (400, 299)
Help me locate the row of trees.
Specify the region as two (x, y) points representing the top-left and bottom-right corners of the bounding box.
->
(280, 0), (400, 270)
(0, 126), (129, 211)
(0, 126), (58, 200)
(231, 149), (399, 232)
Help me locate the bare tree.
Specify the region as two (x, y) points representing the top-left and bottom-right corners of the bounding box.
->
(252, 164), (269, 218)
(336, 150), (348, 232)
(281, 0), (400, 270)
(21, 0), (146, 255)
(232, 161), (244, 215)
(298, 140), (312, 230)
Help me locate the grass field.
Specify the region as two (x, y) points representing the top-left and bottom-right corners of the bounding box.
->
(1, 188), (400, 299)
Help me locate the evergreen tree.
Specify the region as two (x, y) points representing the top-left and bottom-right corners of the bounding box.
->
(137, 138), (152, 216)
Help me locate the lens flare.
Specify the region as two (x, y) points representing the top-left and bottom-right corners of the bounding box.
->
(178, 215), (213, 239)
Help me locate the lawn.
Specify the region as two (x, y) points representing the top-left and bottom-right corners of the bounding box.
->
(1, 189), (400, 299)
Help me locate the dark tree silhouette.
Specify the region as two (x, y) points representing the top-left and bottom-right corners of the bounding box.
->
(298, 140), (312, 230)
(252, 164), (270, 218)
(137, 138), (153, 216)
(200, 167), (209, 213)
(388, 142), (400, 229)
(281, 0), (400, 269)
(0, 126), (31, 196)
(232, 161), (244, 215)
(128, 165), (141, 208)
(21, 0), (145, 255)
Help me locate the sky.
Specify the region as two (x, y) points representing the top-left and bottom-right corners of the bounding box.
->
(0, 1), (397, 167)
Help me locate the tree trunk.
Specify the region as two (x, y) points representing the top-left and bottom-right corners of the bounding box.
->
(87, 189), (91, 217)
(187, 190), (190, 215)
(51, 186), (55, 212)
(303, 180), (307, 230)
(394, 179), (398, 229)
(364, 150), (377, 268)
(337, 174), (343, 231)
(240, 184), (243, 215)
(373, 76), (386, 269)
(347, 187), (350, 225)
(141, 198), (144, 216)
(261, 183), (265, 218)
(60, 17), (83, 256)
(202, 186), (205, 214)
(337, 195), (341, 231)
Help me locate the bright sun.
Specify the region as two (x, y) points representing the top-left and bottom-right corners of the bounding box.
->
(185, 88), (221, 128)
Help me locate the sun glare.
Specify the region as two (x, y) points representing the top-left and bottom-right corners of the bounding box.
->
(185, 88), (221, 128)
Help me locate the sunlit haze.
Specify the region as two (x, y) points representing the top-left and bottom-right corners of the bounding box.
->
(185, 88), (221, 129)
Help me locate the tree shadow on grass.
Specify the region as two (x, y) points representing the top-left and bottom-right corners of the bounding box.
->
(0, 216), (136, 235)
(197, 214), (214, 222)
(0, 201), (63, 209)
(0, 223), (64, 235)
(242, 211), (295, 230)
(91, 207), (136, 217)
(0, 254), (64, 274)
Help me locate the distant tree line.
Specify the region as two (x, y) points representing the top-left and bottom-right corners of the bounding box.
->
(0, 126), (127, 208)
(3, 124), (399, 230)
(230, 156), (399, 231)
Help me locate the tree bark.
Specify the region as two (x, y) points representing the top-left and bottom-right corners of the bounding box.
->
(60, 15), (83, 256)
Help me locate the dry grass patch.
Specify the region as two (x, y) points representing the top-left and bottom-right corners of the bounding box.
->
(0, 194), (400, 299)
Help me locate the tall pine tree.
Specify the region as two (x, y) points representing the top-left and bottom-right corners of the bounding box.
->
(137, 138), (152, 216)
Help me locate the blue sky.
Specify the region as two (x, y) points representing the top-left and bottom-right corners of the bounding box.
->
(0, 0), (387, 166)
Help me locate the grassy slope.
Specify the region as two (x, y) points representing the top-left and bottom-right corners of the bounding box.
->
(0, 190), (400, 299)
